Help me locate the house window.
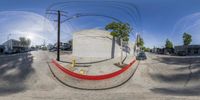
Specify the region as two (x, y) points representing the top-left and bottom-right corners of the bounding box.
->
(188, 49), (191, 54)
(194, 49), (198, 54)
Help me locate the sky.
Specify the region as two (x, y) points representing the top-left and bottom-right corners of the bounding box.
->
(0, 0), (200, 48)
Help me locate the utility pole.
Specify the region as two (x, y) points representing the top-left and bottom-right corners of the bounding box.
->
(136, 34), (140, 54)
(46, 10), (122, 61)
(7, 33), (11, 40)
(43, 39), (46, 46)
(57, 10), (61, 61)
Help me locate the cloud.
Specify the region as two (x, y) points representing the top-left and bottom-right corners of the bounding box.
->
(172, 12), (200, 45)
(0, 11), (73, 45)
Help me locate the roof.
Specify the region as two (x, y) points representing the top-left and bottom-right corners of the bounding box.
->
(175, 45), (200, 48)
(9, 39), (20, 43)
(2, 39), (20, 45)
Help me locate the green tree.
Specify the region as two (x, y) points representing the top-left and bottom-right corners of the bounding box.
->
(26, 38), (31, 47)
(143, 47), (150, 52)
(141, 46), (145, 50)
(135, 35), (144, 52)
(19, 37), (31, 47)
(68, 39), (73, 50)
(68, 39), (72, 45)
(68, 39), (73, 47)
(183, 32), (192, 45)
(35, 45), (40, 49)
(105, 21), (132, 65)
(19, 37), (26, 47)
(165, 39), (173, 49)
(136, 35), (144, 51)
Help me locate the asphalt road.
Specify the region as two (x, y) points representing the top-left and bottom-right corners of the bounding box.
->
(144, 53), (200, 96)
(0, 51), (58, 96)
(0, 51), (200, 100)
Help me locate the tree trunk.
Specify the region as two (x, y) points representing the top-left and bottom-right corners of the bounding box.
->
(111, 36), (115, 59)
(120, 38), (123, 65)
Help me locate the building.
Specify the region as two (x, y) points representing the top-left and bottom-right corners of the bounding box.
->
(151, 47), (165, 54)
(73, 29), (134, 58)
(50, 42), (71, 51)
(174, 45), (200, 55)
(60, 42), (71, 50)
(2, 39), (24, 53)
(47, 44), (54, 50)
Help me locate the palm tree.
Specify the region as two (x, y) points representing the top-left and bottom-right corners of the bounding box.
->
(105, 21), (132, 65)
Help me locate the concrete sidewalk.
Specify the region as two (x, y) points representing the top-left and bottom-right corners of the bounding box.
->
(57, 54), (135, 75)
(49, 58), (138, 89)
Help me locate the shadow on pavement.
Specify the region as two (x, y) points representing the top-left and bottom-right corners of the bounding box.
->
(0, 52), (34, 95)
(153, 56), (200, 65)
(150, 56), (200, 96)
(151, 86), (200, 96)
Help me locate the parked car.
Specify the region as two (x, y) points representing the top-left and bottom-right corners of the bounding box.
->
(61, 44), (71, 51)
(49, 47), (57, 52)
(177, 51), (186, 56)
(4, 50), (14, 54)
(136, 52), (147, 60)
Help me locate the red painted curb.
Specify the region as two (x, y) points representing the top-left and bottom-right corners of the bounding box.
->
(51, 59), (136, 80)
